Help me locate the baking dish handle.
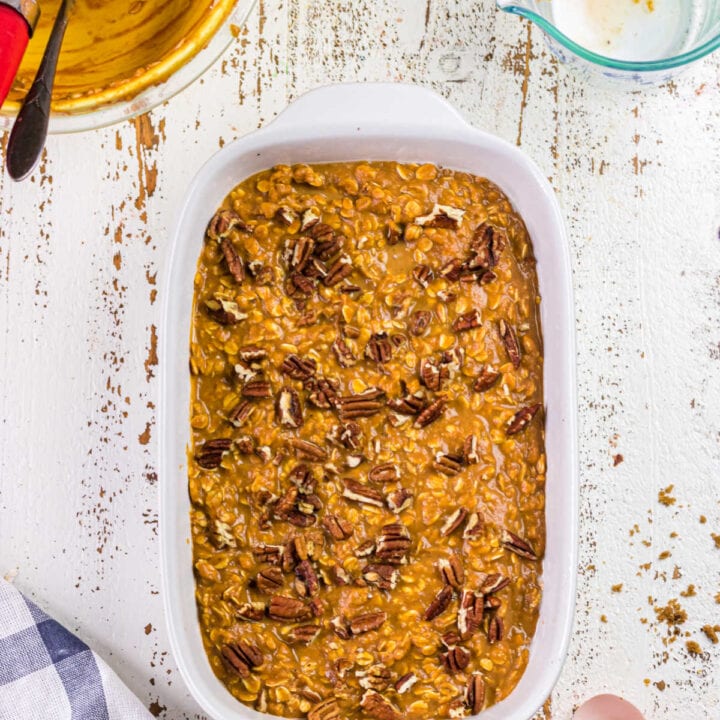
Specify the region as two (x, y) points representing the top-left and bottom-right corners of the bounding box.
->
(268, 82), (469, 133)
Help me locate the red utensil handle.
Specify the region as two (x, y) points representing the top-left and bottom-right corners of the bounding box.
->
(0, 0), (40, 109)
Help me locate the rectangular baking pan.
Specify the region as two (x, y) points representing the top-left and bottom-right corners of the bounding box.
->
(160, 82), (578, 720)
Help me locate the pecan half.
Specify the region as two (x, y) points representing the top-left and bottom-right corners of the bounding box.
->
(479, 573), (511, 595)
(415, 396), (446, 428)
(306, 377), (339, 409)
(506, 403), (542, 435)
(368, 463), (399, 484)
(419, 357), (443, 391)
(234, 601), (266, 622)
(408, 309), (432, 336)
(357, 664), (392, 691)
(308, 698), (341, 720)
(295, 559), (320, 597)
(394, 673), (418, 694)
(285, 624), (320, 645)
(458, 590), (483, 639)
(349, 610), (387, 636)
(487, 615), (504, 644)
(238, 345), (267, 363)
(220, 238), (245, 284)
(365, 332), (393, 363)
(439, 555), (464, 589)
(221, 641), (263, 678)
(415, 203), (465, 229)
(205, 297), (247, 325)
(375, 523), (411, 564)
(289, 438), (328, 462)
(289, 272), (315, 295)
(466, 674), (486, 714)
(255, 566), (283, 594)
(424, 585), (453, 621)
(323, 254), (353, 286)
(195, 438), (232, 469)
(412, 264), (434, 288)
(360, 690), (402, 720)
(362, 563), (400, 591)
(499, 319), (521, 368)
(252, 543), (283, 565)
(281, 354), (317, 380)
(242, 380), (272, 398)
(337, 388), (386, 419)
(331, 337), (357, 368)
(268, 595), (313, 622)
(433, 452), (465, 476)
(275, 386), (303, 428)
(207, 209), (246, 240)
(343, 479), (384, 508)
(452, 309), (482, 333)
(463, 434), (480, 465)
(322, 514), (353, 541)
(442, 645), (471, 674)
(441, 508), (469, 537)
(502, 529), (538, 560)
(386, 488), (414, 513)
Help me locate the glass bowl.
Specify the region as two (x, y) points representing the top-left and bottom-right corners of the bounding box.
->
(0, 0), (257, 134)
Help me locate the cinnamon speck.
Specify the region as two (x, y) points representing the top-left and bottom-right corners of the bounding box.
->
(658, 550), (672, 560)
(686, 640), (703, 656)
(144, 622), (153, 635)
(654, 680), (666, 691)
(611, 583), (623, 593)
(680, 585), (696, 598)
(600, 614), (608, 623)
(613, 453), (624, 466)
(658, 485), (676, 506)
(712, 533), (720, 549)
(700, 515), (707, 524)
(654, 599), (687, 629)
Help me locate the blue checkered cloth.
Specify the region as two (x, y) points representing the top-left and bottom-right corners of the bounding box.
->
(0, 578), (152, 720)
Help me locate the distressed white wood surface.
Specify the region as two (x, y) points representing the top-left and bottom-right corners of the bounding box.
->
(1, 1), (720, 718)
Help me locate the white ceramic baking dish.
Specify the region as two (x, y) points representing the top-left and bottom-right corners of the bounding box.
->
(160, 82), (578, 720)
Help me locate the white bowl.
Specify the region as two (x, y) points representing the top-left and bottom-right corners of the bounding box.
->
(160, 82), (578, 720)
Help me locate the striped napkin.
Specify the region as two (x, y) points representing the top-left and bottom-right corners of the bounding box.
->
(0, 578), (152, 720)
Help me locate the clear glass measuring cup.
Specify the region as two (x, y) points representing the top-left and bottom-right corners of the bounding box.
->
(497, 0), (720, 84)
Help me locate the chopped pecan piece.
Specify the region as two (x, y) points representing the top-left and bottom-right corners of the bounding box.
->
(442, 645), (471, 674)
(365, 332), (393, 363)
(234, 435), (255, 454)
(360, 690), (402, 720)
(295, 559), (320, 597)
(484, 596), (502, 611)
(463, 512), (483, 538)
(285, 624), (320, 645)
(368, 463), (399, 484)
(275, 386), (303, 428)
(252, 543), (283, 565)
(415, 396), (446, 428)
(408, 309), (432, 336)
(237, 345), (267, 363)
(300, 208), (320, 232)
(330, 564), (352, 585)
(255, 567), (283, 594)
(479, 573), (511, 595)
(221, 641), (263, 678)
(307, 698), (341, 720)
(275, 206), (297, 226)
(357, 664), (392, 691)
(424, 585), (453, 621)
(441, 508), (469, 537)
(281, 353), (317, 380)
(234, 601), (266, 622)
(466, 674), (486, 715)
(349, 610), (387, 635)
(288, 464), (316, 494)
(337, 388), (386, 419)
(323, 254), (353, 286)
(470, 222), (505, 269)
(331, 337), (357, 368)
(289, 438), (328, 462)
(207, 209), (246, 240)
(233, 361), (257, 385)
(415, 203), (465, 229)
(375, 523), (411, 564)
(323, 514), (353, 541)
(439, 555), (464, 589)
(412, 264), (434, 288)
(331, 615), (350, 639)
(362, 563), (400, 591)
(204, 297), (247, 325)
(387, 385), (426, 415)
(506, 403), (542, 435)
(394, 672), (418, 694)
(433, 452), (465, 476)
(487, 615), (504, 644)
(502, 529), (538, 560)
(247, 260), (274, 284)
(306, 377), (340, 409)
(335, 421), (363, 450)
(499, 319), (521, 368)
(386, 221), (404, 245)
(440, 346), (464, 376)
(268, 595), (313, 622)
(452, 309), (482, 332)
(458, 590), (484, 639)
(355, 540), (376, 558)
(312, 228), (343, 261)
(440, 257), (467, 282)
(419, 357), (443, 391)
(242, 380), (272, 398)
(274, 485), (299, 520)
(463, 434), (480, 465)
(289, 272), (315, 295)
(220, 238), (245, 284)
(343, 479), (384, 508)
(195, 438), (232, 469)
(386, 488), (414, 513)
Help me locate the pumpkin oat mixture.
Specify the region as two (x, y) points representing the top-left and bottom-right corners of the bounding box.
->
(188, 161), (546, 720)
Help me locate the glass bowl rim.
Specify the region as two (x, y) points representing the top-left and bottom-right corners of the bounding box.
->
(500, 3), (720, 72)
